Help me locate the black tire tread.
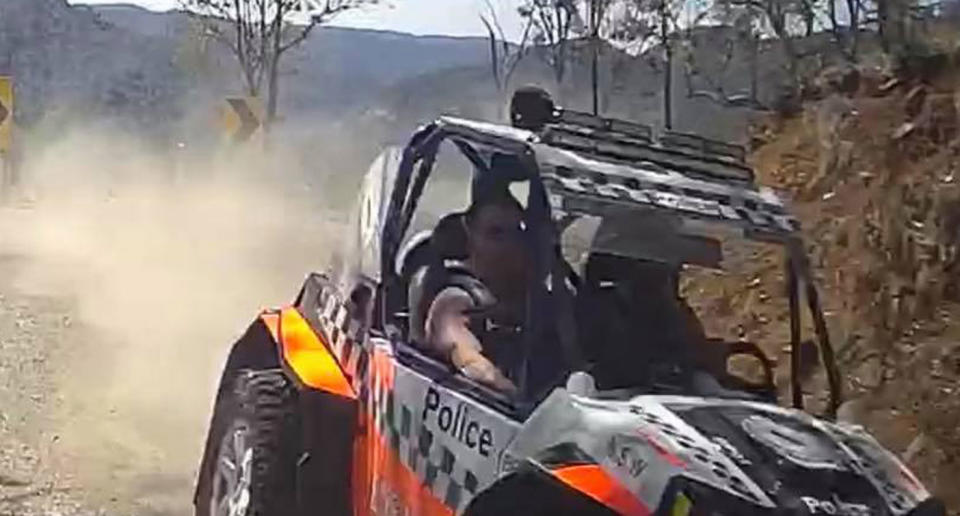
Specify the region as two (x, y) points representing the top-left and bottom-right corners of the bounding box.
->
(231, 369), (300, 516)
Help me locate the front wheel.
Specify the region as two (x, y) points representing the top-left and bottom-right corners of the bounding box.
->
(207, 369), (300, 516)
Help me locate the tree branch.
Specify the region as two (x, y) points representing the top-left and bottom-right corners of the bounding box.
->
(480, 16), (502, 89)
(505, 16), (535, 83)
(278, 0), (357, 54)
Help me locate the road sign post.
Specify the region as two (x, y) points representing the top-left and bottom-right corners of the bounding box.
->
(219, 96), (263, 145)
(0, 76), (14, 198)
(0, 76), (11, 152)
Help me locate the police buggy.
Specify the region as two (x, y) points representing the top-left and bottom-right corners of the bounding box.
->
(193, 90), (945, 516)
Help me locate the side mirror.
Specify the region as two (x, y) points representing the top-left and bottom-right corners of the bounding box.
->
(721, 340), (777, 401)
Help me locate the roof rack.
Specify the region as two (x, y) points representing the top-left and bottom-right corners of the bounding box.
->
(541, 109), (753, 183)
(660, 131), (747, 164)
(556, 109), (654, 143)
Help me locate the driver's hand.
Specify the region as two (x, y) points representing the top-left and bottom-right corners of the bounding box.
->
(427, 287), (518, 394)
(459, 352), (517, 394)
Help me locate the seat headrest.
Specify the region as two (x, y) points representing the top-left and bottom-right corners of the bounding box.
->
(396, 230), (433, 278)
(432, 213), (468, 260)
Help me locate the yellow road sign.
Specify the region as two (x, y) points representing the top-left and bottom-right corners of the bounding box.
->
(219, 96), (263, 144)
(0, 77), (13, 152)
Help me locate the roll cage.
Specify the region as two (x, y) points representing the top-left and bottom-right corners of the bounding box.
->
(374, 111), (843, 419)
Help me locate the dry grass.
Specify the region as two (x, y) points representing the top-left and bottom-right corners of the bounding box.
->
(704, 65), (960, 511)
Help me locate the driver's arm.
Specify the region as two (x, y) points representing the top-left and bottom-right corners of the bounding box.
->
(425, 287), (517, 393)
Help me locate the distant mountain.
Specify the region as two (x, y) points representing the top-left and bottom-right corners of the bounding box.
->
(0, 0), (814, 155)
(7, 2), (495, 121)
(94, 3), (498, 101)
(85, 3), (187, 37)
(0, 0), (186, 135)
(360, 37), (775, 145)
(367, 24), (859, 143)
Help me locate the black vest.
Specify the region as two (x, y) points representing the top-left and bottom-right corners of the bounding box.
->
(411, 261), (525, 381)
(448, 264), (527, 382)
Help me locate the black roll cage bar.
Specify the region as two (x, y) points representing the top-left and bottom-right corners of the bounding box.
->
(376, 117), (843, 419)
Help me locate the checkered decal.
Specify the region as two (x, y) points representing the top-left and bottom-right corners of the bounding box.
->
(370, 375), (481, 513)
(543, 169), (800, 235)
(307, 281), (502, 513)
(313, 287), (369, 394)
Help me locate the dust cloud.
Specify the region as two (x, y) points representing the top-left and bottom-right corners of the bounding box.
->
(0, 126), (352, 514)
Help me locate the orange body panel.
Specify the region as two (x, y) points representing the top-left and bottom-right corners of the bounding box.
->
(261, 312), (456, 515)
(363, 420), (453, 516)
(352, 349), (452, 516)
(552, 464), (652, 516)
(261, 309), (355, 399)
(353, 420), (373, 516)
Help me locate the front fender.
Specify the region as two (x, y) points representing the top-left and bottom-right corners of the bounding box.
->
(193, 315), (287, 513)
(194, 307), (359, 516)
(260, 307), (355, 399)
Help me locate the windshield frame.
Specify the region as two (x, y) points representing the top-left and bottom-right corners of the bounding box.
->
(379, 116), (841, 419)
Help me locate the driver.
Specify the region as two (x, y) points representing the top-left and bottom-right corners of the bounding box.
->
(421, 188), (530, 394)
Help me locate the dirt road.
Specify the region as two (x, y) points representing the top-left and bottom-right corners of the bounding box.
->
(1, 245), (214, 515)
(1, 258), (113, 516)
(0, 130), (348, 514)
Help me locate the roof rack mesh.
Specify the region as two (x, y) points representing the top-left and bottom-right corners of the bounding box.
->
(541, 110), (752, 183)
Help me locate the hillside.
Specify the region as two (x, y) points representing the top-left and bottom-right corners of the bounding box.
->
(684, 61), (960, 512)
(1, 0), (825, 148)
(0, 0), (494, 134)
(359, 38), (762, 148)
(1, 0), (856, 161)
(0, 0), (185, 131)
(358, 26), (849, 146)
(92, 3), (496, 115)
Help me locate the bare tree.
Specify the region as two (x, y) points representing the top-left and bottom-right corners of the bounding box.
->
(181, 0), (374, 128)
(519, 0), (587, 88)
(875, 0), (928, 55)
(714, 0), (806, 99)
(823, 0), (867, 60)
(844, 0), (866, 57)
(588, 0), (615, 114)
(605, 0), (683, 127)
(480, 0), (534, 95)
(173, 16), (224, 83)
(797, 0), (818, 36)
(680, 2), (767, 109)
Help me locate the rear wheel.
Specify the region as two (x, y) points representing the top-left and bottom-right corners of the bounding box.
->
(208, 369), (300, 516)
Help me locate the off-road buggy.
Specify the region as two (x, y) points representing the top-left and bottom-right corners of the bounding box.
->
(193, 93), (946, 516)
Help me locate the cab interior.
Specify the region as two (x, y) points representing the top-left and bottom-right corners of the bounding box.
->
(380, 137), (781, 414)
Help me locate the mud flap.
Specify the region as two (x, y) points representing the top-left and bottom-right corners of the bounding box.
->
(296, 388), (357, 516)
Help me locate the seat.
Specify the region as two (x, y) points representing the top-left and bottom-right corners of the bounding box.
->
(576, 254), (704, 390)
(407, 212), (470, 345)
(385, 231), (434, 338)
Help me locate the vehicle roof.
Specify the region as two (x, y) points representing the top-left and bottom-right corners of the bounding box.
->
(432, 114), (801, 245)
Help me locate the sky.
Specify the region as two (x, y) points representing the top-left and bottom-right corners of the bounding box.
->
(69, 0), (527, 39)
